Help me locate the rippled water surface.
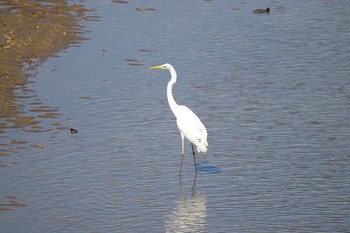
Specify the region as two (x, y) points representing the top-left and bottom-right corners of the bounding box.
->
(1, 0), (350, 232)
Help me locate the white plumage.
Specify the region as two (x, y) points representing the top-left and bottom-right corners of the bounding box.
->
(150, 63), (208, 174)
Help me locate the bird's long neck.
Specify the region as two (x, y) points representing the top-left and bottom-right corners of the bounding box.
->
(167, 67), (180, 118)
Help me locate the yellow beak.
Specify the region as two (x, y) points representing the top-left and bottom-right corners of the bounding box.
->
(149, 65), (163, 70)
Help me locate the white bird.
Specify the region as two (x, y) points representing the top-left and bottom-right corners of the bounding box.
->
(149, 63), (208, 174)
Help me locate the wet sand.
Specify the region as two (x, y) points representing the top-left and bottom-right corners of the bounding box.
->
(0, 0), (89, 119)
(0, 0), (92, 157)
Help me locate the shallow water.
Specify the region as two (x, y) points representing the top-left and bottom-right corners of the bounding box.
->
(1, 0), (350, 232)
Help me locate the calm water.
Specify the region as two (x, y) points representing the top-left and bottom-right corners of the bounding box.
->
(1, 0), (350, 232)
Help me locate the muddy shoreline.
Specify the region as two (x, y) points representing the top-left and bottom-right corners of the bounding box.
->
(0, 0), (89, 119)
(0, 0), (93, 157)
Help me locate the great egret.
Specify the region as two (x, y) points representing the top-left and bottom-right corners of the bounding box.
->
(149, 63), (208, 174)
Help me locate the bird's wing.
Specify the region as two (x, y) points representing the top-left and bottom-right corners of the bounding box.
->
(176, 106), (208, 152)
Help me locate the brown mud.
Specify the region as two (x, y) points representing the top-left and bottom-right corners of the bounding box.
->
(0, 0), (94, 158)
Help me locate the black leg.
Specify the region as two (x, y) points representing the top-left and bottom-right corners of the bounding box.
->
(191, 143), (198, 174)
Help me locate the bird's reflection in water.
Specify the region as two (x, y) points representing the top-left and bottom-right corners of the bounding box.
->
(165, 174), (207, 233)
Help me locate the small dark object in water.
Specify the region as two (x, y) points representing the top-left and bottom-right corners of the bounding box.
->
(70, 128), (79, 134)
(135, 8), (155, 12)
(112, 0), (128, 3)
(253, 7), (270, 14)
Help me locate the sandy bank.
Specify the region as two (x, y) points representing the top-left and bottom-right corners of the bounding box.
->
(0, 0), (89, 119)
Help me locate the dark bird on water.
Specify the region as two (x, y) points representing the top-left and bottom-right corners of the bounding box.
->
(253, 8), (270, 14)
(70, 128), (79, 134)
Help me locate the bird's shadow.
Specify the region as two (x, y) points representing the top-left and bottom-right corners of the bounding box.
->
(197, 161), (221, 174)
